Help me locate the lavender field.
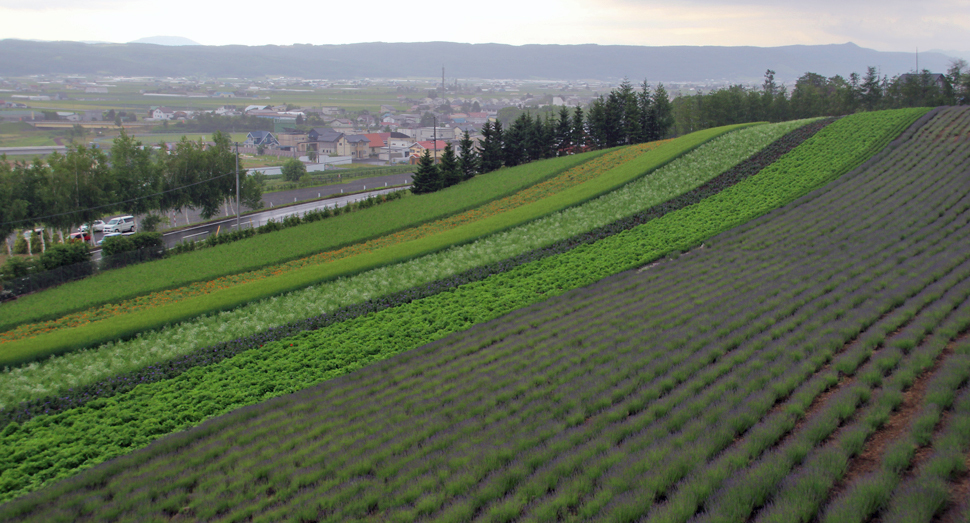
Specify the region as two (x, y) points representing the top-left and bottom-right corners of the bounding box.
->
(3, 107), (969, 522)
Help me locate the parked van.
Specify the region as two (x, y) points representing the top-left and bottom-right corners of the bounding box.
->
(105, 215), (135, 234)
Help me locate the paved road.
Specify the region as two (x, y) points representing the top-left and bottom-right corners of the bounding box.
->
(5, 172), (413, 259)
(84, 185), (409, 262)
(160, 186), (408, 248)
(167, 172), (414, 226)
(260, 173), (413, 208)
(0, 146), (68, 156)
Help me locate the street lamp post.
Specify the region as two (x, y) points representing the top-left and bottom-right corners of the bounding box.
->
(234, 142), (240, 230)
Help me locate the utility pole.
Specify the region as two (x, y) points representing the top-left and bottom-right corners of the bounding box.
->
(234, 142), (240, 230)
(433, 115), (437, 164)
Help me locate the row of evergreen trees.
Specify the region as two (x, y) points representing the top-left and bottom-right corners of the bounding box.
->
(411, 80), (675, 193)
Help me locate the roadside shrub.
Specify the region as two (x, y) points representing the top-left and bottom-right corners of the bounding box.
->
(100, 235), (135, 256)
(39, 242), (91, 271)
(130, 232), (163, 251)
(29, 231), (42, 254)
(0, 256), (32, 280)
(102, 232), (163, 256)
(12, 232), (27, 255)
(141, 214), (163, 233)
(100, 232), (165, 270)
(281, 158), (306, 182)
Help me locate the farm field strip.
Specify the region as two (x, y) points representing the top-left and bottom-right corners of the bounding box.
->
(0, 121), (813, 411)
(0, 148), (612, 333)
(819, 336), (970, 523)
(450, 108), (968, 520)
(0, 108), (932, 512)
(699, 107), (937, 249)
(651, 178), (967, 521)
(643, 107), (970, 522)
(877, 374), (970, 522)
(525, 185), (970, 522)
(0, 124), (754, 367)
(0, 212), (900, 520)
(689, 270), (970, 523)
(0, 142), (671, 344)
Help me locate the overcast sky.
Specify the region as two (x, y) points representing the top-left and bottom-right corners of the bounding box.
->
(1, 0), (967, 56)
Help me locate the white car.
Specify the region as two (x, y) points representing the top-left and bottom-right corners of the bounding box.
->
(80, 220), (105, 233)
(104, 216), (135, 234)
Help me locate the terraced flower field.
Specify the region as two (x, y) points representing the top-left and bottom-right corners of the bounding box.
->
(0, 141), (670, 345)
(0, 149), (612, 333)
(0, 125), (749, 368)
(0, 107), (939, 519)
(0, 119), (813, 418)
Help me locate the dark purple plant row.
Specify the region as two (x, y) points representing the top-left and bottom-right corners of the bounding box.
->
(0, 120), (834, 428)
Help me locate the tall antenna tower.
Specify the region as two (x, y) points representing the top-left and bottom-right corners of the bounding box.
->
(442, 66), (445, 93)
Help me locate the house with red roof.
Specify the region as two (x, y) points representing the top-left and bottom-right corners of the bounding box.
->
(408, 140), (450, 164)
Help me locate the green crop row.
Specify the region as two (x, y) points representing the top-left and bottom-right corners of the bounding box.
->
(0, 120), (805, 410)
(0, 149), (610, 333)
(0, 125), (750, 368)
(0, 109), (927, 503)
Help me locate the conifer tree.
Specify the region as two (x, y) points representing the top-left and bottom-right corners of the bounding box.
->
(410, 149), (440, 194)
(571, 106), (586, 152)
(479, 120), (504, 173)
(555, 106), (572, 156)
(458, 131), (479, 180)
(439, 143), (461, 188)
(650, 83), (675, 140)
(503, 113), (529, 167)
(638, 81), (654, 142)
(586, 97), (607, 149)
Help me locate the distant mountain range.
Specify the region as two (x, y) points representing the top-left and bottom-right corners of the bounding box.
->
(129, 36), (201, 46)
(0, 40), (958, 83)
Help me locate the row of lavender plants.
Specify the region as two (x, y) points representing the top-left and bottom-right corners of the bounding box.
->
(658, 106), (970, 523)
(819, 336), (970, 523)
(880, 372), (970, 522)
(0, 108), (934, 516)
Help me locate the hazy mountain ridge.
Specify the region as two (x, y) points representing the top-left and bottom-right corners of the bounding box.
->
(0, 40), (956, 82)
(129, 36), (201, 46)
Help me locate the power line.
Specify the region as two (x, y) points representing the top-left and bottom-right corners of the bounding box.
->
(1, 170), (236, 227)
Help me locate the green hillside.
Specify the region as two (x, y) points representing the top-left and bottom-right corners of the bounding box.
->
(7, 108), (970, 523)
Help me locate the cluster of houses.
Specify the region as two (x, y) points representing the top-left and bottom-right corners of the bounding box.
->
(243, 127), (473, 165)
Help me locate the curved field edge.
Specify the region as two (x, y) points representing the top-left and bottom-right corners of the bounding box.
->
(0, 149), (611, 333)
(0, 119), (831, 426)
(0, 120), (808, 413)
(0, 125), (752, 368)
(0, 142), (670, 345)
(0, 108), (927, 504)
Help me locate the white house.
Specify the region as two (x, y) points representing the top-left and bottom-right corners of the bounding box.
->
(149, 107), (176, 120)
